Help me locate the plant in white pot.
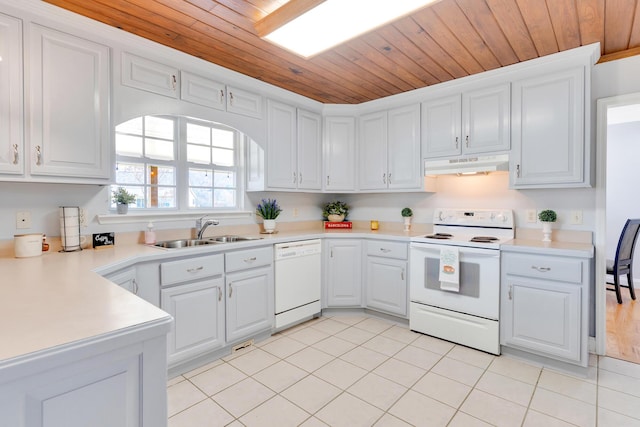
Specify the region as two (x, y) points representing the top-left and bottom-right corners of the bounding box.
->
(112, 187), (136, 214)
(401, 207), (413, 231)
(538, 209), (557, 242)
(323, 201), (349, 222)
(256, 198), (281, 233)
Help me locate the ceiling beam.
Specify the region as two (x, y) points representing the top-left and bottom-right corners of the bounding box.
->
(254, 0), (325, 37)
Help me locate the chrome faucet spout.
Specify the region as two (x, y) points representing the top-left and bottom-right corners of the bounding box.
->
(196, 217), (220, 240)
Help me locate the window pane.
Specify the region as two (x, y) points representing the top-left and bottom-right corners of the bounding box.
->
(148, 187), (176, 208)
(212, 147), (234, 166)
(214, 171), (235, 188)
(212, 128), (234, 149)
(146, 138), (174, 161)
(214, 189), (235, 207)
(145, 116), (174, 139)
(115, 134), (143, 157)
(187, 144), (211, 164)
(187, 123), (210, 145)
(115, 162), (144, 184)
(116, 117), (142, 135)
(189, 188), (212, 208)
(189, 168), (213, 187)
(149, 165), (175, 186)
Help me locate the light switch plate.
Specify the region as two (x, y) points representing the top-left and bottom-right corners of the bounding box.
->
(526, 210), (537, 223)
(570, 210), (583, 225)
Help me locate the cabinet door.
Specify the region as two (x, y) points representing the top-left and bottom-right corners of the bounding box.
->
(297, 109), (322, 190)
(29, 24), (110, 179)
(325, 240), (362, 307)
(463, 84), (510, 154)
(180, 70), (225, 110)
(226, 266), (274, 343)
(358, 111), (388, 190)
(267, 100), (297, 189)
(122, 52), (178, 98)
(366, 257), (407, 316)
(226, 86), (263, 119)
(511, 68), (585, 187)
(0, 13), (23, 176)
(161, 279), (225, 366)
(501, 276), (581, 362)
(324, 116), (356, 191)
(105, 267), (138, 295)
(387, 104), (421, 189)
(421, 95), (461, 158)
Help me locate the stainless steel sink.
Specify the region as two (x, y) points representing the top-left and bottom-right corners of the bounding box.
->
(207, 235), (262, 243)
(153, 239), (219, 249)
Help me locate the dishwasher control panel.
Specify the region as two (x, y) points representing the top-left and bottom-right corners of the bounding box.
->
(274, 239), (322, 260)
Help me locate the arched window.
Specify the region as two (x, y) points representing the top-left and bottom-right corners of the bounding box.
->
(113, 115), (240, 211)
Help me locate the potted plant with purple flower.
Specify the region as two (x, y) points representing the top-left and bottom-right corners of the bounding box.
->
(256, 198), (282, 233)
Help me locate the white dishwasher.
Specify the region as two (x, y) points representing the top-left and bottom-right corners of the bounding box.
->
(274, 239), (322, 330)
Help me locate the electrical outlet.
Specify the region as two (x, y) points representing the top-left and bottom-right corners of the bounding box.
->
(16, 211), (32, 229)
(570, 210), (583, 225)
(292, 208), (299, 218)
(526, 209), (537, 223)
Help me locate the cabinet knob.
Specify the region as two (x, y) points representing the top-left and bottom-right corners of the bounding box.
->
(293, 172), (297, 184)
(35, 145), (42, 166)
(383, 173), (386, 184)
(508, 285), (513, 300)
(516, 164), (521, 178)
(455, 136), (459, 149)
(466, 135), (469, 148)
(12, 144), (18, 165)
(229, 283), (233, 298)
(401, 269), (405, 281)
(171, 74), (177, 90)
(326, 175), (330, 186)
(388, 173), (391, 184)
(132, 279), (139, 295)
(299, 172), (302, 184)
(219, 89), (224, 102)
(218, 287), (222, 301)
(229, 92), (234, 105)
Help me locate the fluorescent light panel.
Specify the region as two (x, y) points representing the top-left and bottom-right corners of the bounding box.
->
(263, 0), (436, 58)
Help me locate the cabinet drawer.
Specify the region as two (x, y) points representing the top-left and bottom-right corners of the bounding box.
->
(161, 254), (224, 286)
(366, 240), (407, 260)
(226, 246), (273, 272)
(503, 253), (582, 283)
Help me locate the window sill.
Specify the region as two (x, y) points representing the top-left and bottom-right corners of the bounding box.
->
(97, 211), (254, 225)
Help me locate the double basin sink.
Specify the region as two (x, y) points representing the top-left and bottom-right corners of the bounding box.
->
(154, 235), (262, 249)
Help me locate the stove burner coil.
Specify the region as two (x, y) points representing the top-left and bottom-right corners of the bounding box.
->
(469, 236), (499, 243)
(424, 233), (453, 239)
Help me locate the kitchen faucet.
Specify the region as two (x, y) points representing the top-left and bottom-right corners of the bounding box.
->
(196, 216), (219, 239)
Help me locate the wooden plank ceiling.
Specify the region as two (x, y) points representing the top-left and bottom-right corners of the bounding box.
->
(44, 0), (640, 104)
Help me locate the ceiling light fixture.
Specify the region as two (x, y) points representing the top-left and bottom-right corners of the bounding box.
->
(256, 0), (437, 58)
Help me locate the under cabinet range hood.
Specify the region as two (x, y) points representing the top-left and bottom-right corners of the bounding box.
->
(424, 154), (509, 176)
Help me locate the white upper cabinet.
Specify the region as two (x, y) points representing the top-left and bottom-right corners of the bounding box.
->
(323, 116), (356, 191)
(180, 70), (225, 110)
(29, 24), (111, 180)
(510, 67), (586, 188)
(359, 104), (421, 190)
(266, 100), (321, 190)
(422, 84), (510, 158)
(0, 12), (23, 176)
(122, 52), (179, 98)
(226, 86), (263, 119)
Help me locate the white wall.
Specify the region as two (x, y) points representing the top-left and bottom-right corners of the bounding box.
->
(593, 56), (640, 99)
(606, 122), (640, 266)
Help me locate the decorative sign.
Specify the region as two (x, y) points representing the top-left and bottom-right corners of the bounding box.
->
(324, 221), (353, 229)
(93, 232), (115, 249)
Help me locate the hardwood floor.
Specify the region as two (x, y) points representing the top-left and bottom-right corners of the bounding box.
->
(606, 287), (640, 364)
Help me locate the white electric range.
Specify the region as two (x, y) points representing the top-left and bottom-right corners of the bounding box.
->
(409, 209), (514, 354)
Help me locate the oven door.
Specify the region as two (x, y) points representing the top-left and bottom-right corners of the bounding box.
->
(409, 242), (500, 319)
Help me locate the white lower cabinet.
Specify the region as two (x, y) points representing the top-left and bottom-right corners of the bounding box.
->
(160, 254), (225, 367)
(162, 279), (225, 367)
(104, 266), (138, 295)
(324, 239), (362, 307)
(500, 250), (590, 366)
(365, 241), (408, 317)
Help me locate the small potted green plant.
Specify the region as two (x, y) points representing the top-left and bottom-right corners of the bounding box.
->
(538, 209), (557, 242)
(112, 187), (136, 214)
(323, 201), (349, 222)
(401, 207), (413, 231)
(256, 198), (281, 233)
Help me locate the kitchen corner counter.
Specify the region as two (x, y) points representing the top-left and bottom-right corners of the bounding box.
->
(500, 239), (594, 258)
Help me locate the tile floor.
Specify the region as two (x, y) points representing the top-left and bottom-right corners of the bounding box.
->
(167, 313), (640, 427)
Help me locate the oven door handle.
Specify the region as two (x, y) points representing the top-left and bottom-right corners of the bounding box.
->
(410, 245), (500, 258)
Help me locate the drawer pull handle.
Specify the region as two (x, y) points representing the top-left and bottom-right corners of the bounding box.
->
(531, 266), (551, 272)
(229, 283), (233, 298)
(218, 287), (222, 301)
(379, 248), (391, 253)
(187, 266), (204, 273)
(244, 257), (257, 263)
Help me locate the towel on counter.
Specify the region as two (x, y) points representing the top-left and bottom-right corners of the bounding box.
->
(439, 247), (460, 292)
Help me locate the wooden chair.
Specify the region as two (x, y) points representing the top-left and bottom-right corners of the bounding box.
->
(607, 219), (640, 304)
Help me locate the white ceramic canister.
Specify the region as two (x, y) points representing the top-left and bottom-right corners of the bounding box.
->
(14, 233), (43, 258)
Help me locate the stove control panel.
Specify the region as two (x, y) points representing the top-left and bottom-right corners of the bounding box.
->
(434, 209), (514, 228)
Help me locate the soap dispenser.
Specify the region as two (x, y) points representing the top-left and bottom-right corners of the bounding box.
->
(145, 221), (156, 245)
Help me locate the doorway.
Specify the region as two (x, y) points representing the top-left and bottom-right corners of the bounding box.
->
(595, 93), (640, 363)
